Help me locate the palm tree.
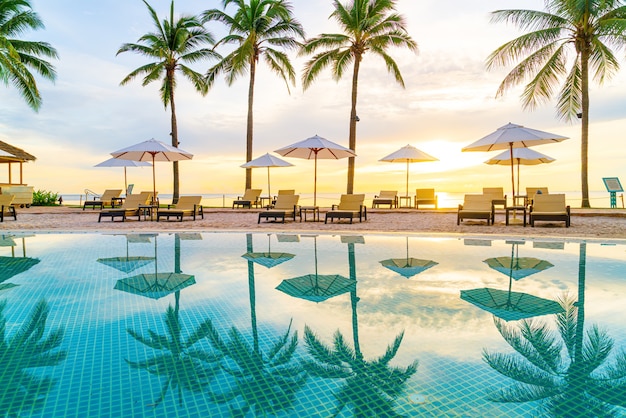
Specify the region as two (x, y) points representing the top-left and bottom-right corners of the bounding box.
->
(204, 234), (306, 415)
(202, 0), (305, 191)
(301, 240), (418, 416)
(300, 0), (417, 194)
(117, 0), (220, 202)
(125, 298), (222, 407)
(483, 243), (626, 416)
(0, 299), (67, 416)
(486, 1), (626, 208)
(0, 0), (58, 111)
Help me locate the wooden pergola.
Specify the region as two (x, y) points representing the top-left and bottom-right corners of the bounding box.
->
(0, 140), (36, 185)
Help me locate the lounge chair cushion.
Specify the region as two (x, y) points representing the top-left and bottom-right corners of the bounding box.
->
(325, 194), (367, 223)
(415, 189), (438, 209)
(259, 195), (300, 223)
(530, 194), (570, 227)
(457, 194), (494, 225)
(0, 194), (16, 222)
(156, 196), (204, 221)
(233, 189), (262, 209)
(372, 190), (398, 208)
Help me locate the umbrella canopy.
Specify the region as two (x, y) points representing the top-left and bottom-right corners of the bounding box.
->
(242, 252), (295, 268)
(380, 145), (439, 198)
(111, 138), (193, 206)
(380, 258), (438, 279)
(485, 256), (554, 281)
(114, 272), (196, 300)
(485, 148), (555, 202)
(460, 287), (564, 321)
(276, 274), (355, 303)
(462, 123), (568, 200)
(95, 157), (152, 194)
(97, 256), (155, 273)
(0, 256), (40, 283)
(275, 135), (355, 206)
(240, 153), (293, 199)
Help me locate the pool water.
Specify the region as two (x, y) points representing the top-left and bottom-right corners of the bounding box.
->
(1, 232), (625, 417)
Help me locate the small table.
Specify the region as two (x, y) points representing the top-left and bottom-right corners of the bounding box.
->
(300, 206), (320, 222)
(138, 204), (158, 221)
(506, 206), (527, 227)
(259, 196), (273, 208)
(111, 197), (125, 208)
(398, 196), (412, 208)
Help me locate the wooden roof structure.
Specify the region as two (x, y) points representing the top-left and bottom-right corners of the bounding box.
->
(0, 140), (36, 185)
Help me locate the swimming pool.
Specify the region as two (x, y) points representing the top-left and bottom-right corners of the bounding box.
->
(1, 232), (625, 417)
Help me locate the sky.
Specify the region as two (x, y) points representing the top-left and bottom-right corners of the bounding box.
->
(2, 0), (626, 205)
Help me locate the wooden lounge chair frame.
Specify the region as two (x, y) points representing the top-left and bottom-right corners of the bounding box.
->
(325, 194), (367, 224)
(233, 189), (262, 209)
(483, 187), (507, 209)
(415, 188), (438, 209)
(156, 196), (204, 222)
(0, 194), (16, 222)
(271, 189), (295, 207)
(83, 189), (123, 210)
(98, 193), (150, 222)
(258, 194), (300, 223)
(372, 190), (398, 208)
(457, 194), (494, 225)
(530, 193), (570, 227)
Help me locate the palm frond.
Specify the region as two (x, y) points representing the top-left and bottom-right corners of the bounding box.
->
(300, 359), (351, 379)
(332, 48), (354, 81)
(581, 325), (615, 375)
(556, 60), (583, 120)
(488, 381), (560, 403)
(483, 350), (561, 388)
(301, 49), (339, 89)
(303, 325), (342, 366)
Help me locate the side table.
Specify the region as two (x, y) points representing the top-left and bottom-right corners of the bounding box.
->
(299, 206), (320, 222)
(505, 206), (526, 227)
(398, 196), (412, 208)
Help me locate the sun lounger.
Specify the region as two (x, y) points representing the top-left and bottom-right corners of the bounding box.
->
(233, 189), (262, 209)
(83, 189), (123, 210)
(483, 187), (507, 209)
(457, 194), (494, 225)
(258, 194), (300, 223)
(0, 194), (16, 222)
(530, 193), (570, 227)
(98, 193), (151, 222)
(414, 188), (438, 209)
(525, 187), (549, 207)
(156, 196), (204, 222)
(325, 194), (367, 223)
(271, 189), (295, 207)
(372, 190), (398, 208)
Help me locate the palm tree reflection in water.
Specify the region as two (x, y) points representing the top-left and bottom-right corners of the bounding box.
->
(0, 299), (67, 416)
(204, 234), (306, 416)
(303, 237), (418, 417)
(483, 243), (626, 417)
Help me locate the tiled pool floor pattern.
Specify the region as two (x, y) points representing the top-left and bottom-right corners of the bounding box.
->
(0, 233), (624, 417)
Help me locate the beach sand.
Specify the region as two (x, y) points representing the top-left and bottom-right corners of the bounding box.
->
(3, 206), (626, 240)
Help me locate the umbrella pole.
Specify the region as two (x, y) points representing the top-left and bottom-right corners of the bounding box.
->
(517, 159), (520, 201)
(124, 167), (128, 194)
(313, 152), (318, 207)
(152, 153), (156, 207)
(405, 160), (409, 198)
(509, 143), (515, 201)
(267, 166), (271, 201)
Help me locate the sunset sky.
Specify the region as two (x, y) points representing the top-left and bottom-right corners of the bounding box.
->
(2, 0), (626, 205)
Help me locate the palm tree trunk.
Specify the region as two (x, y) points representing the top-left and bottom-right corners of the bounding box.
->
(245, 58), (256, 191)
(347, 58), (361, 195)
(580, 47), (590, 208)
(169, 71), (180, 204)
(246, 234), (259, 353)
(348, 242), (362, 359)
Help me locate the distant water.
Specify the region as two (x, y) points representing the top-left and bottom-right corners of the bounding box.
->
(59, 190), (623, 209)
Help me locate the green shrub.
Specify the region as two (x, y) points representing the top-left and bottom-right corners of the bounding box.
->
(32, 189), (60, 206)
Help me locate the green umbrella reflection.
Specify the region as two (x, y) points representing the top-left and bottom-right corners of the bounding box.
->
(98, 234), (156, 273)
(380, 237), (438, 279)
(0, 234), (40, 290)
(380, 258), (438, 279)
(461, 241), (562, 321)
(276, 236), (354, 302)
(241, 234), (295, 268)
(114, 235), (195, 300)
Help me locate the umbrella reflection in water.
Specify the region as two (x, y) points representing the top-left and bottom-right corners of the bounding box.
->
(461, 241), (563, 321)
(97, 233), (156, 274)
(241, 233), (295, 269)
(379, 236), (438, 279)
(0, 234), (39, 292)
(276, 235), (355, 302)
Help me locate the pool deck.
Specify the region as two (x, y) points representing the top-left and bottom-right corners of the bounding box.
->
(2, 205), (626, 241)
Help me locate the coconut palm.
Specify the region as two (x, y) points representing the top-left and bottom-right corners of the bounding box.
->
(117, 0), (220, 202)
(483, 243), (626, 416)
(0, 299), (67, 416)
(202, 0), (304, 191)
(486, 1), (626, 208)
(0, 0), (58, 111)
(301, 240), (418, 416)
(300, 0), (417, 194)
(125, 297), (222, 408)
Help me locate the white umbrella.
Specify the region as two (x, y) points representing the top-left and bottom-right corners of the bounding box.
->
(94, 158), (152, 194)
(275, 135), (355, 206)
(485, 148), (555, 200)
(111, 138), (193, 206)
(240, 153), (293, 200)
(462, 123), (567, 200)
(379, 144), (439, 199)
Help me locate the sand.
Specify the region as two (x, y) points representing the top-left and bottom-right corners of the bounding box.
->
(2, 206), (626, 240)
